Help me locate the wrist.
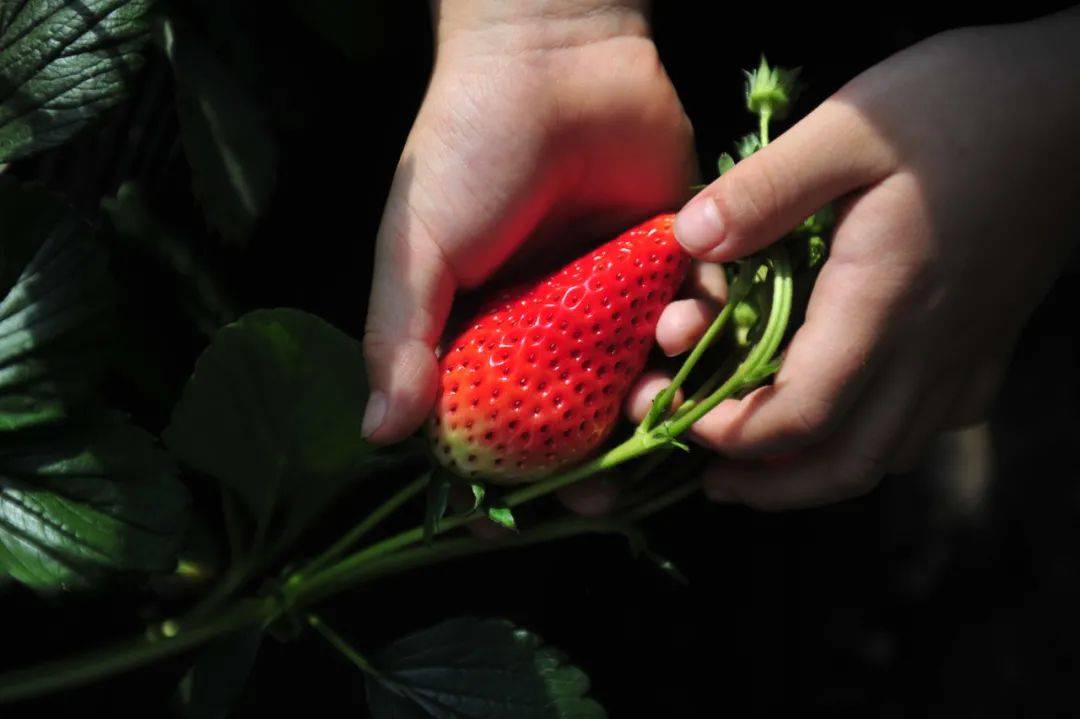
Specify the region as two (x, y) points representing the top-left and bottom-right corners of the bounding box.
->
(433, 0), (650, 58)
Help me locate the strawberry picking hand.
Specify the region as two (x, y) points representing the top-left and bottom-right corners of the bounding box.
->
(361, 0), (695, 459)
(626, 11), (1080, 509)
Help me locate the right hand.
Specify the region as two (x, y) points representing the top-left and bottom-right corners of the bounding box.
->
(361, 0), (696, 469)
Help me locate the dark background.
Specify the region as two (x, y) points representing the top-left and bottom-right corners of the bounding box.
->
(3, 2), (1079, 716)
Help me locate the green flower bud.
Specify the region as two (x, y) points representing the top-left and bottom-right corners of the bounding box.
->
(736, 133), (761, 159)
(745, 56), (800, 120)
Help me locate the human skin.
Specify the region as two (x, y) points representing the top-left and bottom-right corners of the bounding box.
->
(362, 1), (1080, 511)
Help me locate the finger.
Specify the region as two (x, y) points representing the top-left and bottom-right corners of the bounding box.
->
(702, 359), (920, 511)
(625, 371), (683, 423)
(656, 299), (716, 356)
(683, 178), (924, 459)
(685, 261), (728, 304)
(362, 186), (455, 443)
(673, 98), (897, 262)
(556, 477), (620, 517)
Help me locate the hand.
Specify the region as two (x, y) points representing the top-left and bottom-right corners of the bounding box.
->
(627, 13), (1080, 510)
(361, 0), (695, 457)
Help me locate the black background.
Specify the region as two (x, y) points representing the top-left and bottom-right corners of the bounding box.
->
(3, 2), (1079, 717)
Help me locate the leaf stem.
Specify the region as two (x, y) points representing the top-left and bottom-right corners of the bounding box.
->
(287, 517), (646, 610)
(306, 614), (382, 678)
(0, 597), (276, 704)
(295, 473), (429, 581)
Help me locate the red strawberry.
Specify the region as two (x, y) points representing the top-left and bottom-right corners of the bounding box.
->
(429, 213), (691, 482)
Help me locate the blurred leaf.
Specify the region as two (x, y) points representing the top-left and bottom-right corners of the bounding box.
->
(0, 0), (155, 162)
(367, 617), (607, 719)
(177, 627), (263, 719)
(0, 419), (190, 590)
(0, 179), (112, 434)
(160, 18), (278, 245)
(164, 309), (388, 554)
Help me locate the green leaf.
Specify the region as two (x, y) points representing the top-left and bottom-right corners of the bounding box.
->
(0, 0), (155, 162)
(0, 179), (113, 434)
(177, 627), (263, 719)
(164, 309), (380, 554)
(0, 419), (190, 590)
(367, 618), (607, 719)
(716, 152), (735, 176)
(160, 18), (278, 245)
(470, 483), (485, 511)
(487, 506), (517, 532)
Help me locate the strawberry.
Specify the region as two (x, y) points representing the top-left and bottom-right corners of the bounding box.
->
(429, 213), (691, 482)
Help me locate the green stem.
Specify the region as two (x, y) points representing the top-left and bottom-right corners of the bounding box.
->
(286, 516), (643, 609)
(184, 558), (258, 622)
(294, 431), (658, 575)
(307, 615), (382, 678)
(664, 245), (793, 436)
(668, 351), (744, 424)
(296, 473), (429, 581)
(0, 597), (276, 704)
(759, 108), (772, 146)
(639, 260), (759, 433)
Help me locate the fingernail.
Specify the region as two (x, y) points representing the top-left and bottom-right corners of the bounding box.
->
(674, 196), (725, 255)
(361, 391), (387, 439)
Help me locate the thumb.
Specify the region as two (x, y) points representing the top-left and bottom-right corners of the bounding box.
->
(361, 184), (455, 444)
(673, 99), (896, 262)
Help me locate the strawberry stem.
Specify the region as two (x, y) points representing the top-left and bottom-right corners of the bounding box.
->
(639, 260), (760, 434)
(663, 245), (792, 437)
(291, 473), (430, 584)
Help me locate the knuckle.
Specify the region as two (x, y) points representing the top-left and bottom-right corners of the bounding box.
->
(788, 396), (839, 445)
(362, 328), (395, 363)
(718, 162), (782, 238)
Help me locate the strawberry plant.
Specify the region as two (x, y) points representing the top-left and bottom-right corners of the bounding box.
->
(0, 2), (830, 715)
